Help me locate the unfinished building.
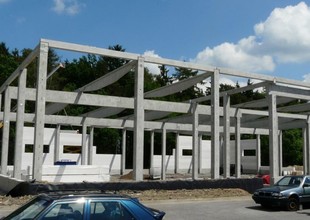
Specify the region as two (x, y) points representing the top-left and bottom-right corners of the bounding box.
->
(1, 39), (310, 185)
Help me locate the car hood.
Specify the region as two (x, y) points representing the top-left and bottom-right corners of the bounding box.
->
(258, 185), (294, 192)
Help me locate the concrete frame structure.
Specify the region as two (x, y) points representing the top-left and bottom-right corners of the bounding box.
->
(1, 39), (310, 184)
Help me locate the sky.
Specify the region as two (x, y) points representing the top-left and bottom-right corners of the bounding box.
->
(1, 0), (310, 87)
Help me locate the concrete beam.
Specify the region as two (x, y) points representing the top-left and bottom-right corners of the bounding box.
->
(33, 41), (48, 181)
(145, 71), (212, 98)
(235, 110), (241, 178)
(1, 88), (11, 175)
(192, 102), (199, 180)
(121, 129), (126, 175)
(268, 93), (279, 184)
(133, 56), (144, 181)
(211, 69), (220, 179)
(161, 123), (166, 180)
(223, 94), (230, 178)
(0, 45), (39, 93)
(13, 68), (27, 179)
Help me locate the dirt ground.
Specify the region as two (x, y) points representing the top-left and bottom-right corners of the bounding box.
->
(0, 172), (252, 207)
(0, 188), (250, 207)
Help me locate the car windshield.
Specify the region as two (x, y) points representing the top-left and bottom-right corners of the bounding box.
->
(3, 196), (52, 220)
(275, 176), (303, 186)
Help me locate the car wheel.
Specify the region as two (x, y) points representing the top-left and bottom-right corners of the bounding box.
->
(286, 197), (299, 211)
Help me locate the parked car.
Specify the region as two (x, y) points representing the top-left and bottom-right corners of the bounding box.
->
(1, 193), (165, 220)
(252, 175), (310, 211)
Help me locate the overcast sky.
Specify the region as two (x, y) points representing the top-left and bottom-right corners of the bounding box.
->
(1, 0), (310, 86)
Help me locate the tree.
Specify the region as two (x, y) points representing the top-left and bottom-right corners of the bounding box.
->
(155, 65), (172, 87)
(0, 42), (19, 85)
(169, 67), (204, 102)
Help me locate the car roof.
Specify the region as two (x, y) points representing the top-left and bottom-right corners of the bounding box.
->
(38, 191), (135, 201)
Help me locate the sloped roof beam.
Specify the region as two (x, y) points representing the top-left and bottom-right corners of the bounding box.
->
(45, 61), (136, 114)
(269, 84), (310, 101)
(191, 81), (272, 103)
(81, 107), (125, 118)
(0, 44), (40, 93)
(278, 102), (310, 113)
(144, 71), (213, 98)
(232, 97), (296, 109)
(77, 61), (137, 92)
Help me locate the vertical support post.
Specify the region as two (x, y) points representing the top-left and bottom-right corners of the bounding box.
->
(161, 124), (166, 180)
(1, 87), (11, 175)
(198, 134), (203, 174)
(307, 117), (310, 174)
(211, 69), (220, 179)
(88, 126), (94, 165)
(223, 94), (230, 178)
(33, 41), (48, 181)
(175, 133), (179, 174)
(150, 130), (154, 171)
(14, 69), (27, 179)
(235, 109), (241, 178)
(81, 123), (87, 165)
(54, 124), (61, 163)
(256, 134), (261, 173)
(121, 129), (126, 175)
(268, 93), (279, 184)
(133, 56), (144, 181)
(192, 102), (199, 180)
(303, 127), (308, 175)
(278, 130), (283, 176)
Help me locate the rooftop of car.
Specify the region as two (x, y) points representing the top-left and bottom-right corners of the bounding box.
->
(37, 191), (135, 201)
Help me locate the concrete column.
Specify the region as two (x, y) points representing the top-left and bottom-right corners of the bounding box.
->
(223, 94), (230, 178)
(150, 130), (154, 171)
(54, 124), (61, 163)
(256, 134), (261, 173)
(235, 110), (241, 178)
(1, 87), (11, 175)
(278, 130), (283, 176)
(175, 133), (179, 173)
(307, 117), (310, 174)
(192, 102), (199, 180)
(133, 56), (145, 181)
(88, 126), (94, 165)
(81, 123), (87, 165)
(268, 93), (279, 184)
(199, 134), (203, 174)
(121, 129), (126, 175)
(211, 69), (220, 179)
(303, 127), (308, 175)
(14, 69), (27, 179)
(161, 124), (166, 180)
(33, 41), (48, 181)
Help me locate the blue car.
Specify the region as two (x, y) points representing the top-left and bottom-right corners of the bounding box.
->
(1, 193), (165, 220)
(252, 175), (310, 211)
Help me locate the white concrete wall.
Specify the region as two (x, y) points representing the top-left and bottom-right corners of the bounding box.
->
(21, 127), (121, 172)
(152, 135), (257, 174)
(15, 127), (121, 182)
(14, 128), (257, 182)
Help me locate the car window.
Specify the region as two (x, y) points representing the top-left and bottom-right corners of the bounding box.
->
(276, 176), (302, 186)
(90, 201), (135, 220)
(305, 177), (310, 184)
(41, 202), (84, 220)
(5, 197), (51, 220)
